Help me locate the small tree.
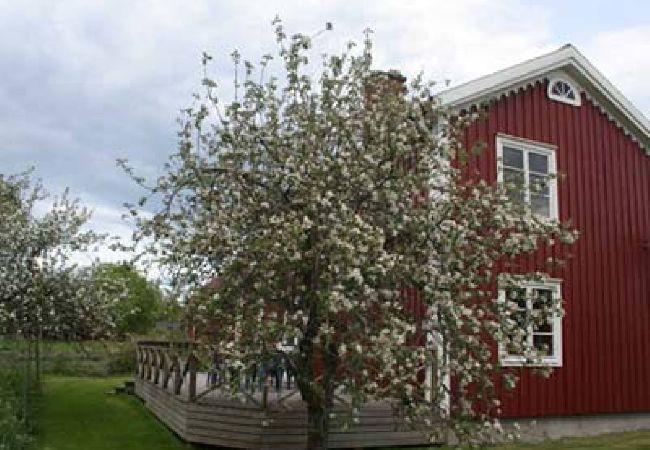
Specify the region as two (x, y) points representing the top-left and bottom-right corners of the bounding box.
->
(0, 171), (121, 345)
(0, 171), (124, 442)
(93, 263), (165, 336)
(123, 20), (577, 448)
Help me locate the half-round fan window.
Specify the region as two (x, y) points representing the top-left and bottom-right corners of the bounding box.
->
(547, 78), (581, 106)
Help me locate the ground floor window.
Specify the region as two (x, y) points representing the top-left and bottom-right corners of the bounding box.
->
(499, 279), (562, 367)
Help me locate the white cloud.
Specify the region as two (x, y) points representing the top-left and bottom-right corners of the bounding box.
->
(351, 0), (554, 83)
(2, 0), (647, 270)
(0, 1), (555, 94)
(583, 25), (650, 116)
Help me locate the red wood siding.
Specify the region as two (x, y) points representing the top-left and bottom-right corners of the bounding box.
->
(461, 80), (650, 418)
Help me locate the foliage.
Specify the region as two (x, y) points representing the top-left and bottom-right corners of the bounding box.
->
(104, 345), (137, 375)
(0, 171), (122, 341)
(0, 172), (126, 450)
(93, 264), (164, 336)
(38, 341), (136, 376)
(122, 19), (577, 448)
(2, 340), (135, 377)
(0, 368), (34, 450)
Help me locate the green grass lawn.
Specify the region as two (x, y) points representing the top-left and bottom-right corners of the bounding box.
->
(498, 431), (650, 449)
(34, 376), (650, 450)
(429, 430), (650, 450)
(34, 376), (188, 450)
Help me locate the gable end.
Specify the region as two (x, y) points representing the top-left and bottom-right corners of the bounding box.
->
(437, 45), (650, 155)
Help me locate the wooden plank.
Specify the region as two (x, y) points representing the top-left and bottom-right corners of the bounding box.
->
(137, 377), (435, 448)
(136, 380), (189, 436)
(183, 432), (268, 449)
(187, 402), (266, 418)
(145, 400), (187, 436)
(187, 410), (269, 427)
(186, 418), (264, 436)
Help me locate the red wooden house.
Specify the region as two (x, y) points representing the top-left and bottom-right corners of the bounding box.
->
(135, 45), (648, 448)
(439, 44), (650, 438)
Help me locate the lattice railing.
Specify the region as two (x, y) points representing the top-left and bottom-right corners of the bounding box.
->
(135, 340), (300, 408)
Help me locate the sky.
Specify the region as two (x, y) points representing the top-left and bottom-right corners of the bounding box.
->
(1, 0), (649, 266)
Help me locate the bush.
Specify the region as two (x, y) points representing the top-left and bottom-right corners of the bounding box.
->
(0, 370), (34, 450)
(106, 346), (136, 375)
(0, 400), (33, 450)
(41, 341), (136, 376)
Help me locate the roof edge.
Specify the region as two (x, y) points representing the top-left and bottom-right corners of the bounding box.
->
(437, 45), (650, 154)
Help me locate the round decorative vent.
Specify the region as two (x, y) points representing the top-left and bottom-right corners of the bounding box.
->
(547, 78), (581, 106)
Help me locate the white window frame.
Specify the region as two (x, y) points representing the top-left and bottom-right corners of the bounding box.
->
(424, 325), (450, 416)
(547, 77), (581, 107)
(499, 279), (563, 367)
(496, 134), (559, 220)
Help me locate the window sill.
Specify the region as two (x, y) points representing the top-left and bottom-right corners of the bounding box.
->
(500, 357), (562, 368)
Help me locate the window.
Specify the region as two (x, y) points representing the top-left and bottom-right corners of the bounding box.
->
(547, 78), (581, 106)
(499, 279), (562, 367)
(497, 135), (558, 220)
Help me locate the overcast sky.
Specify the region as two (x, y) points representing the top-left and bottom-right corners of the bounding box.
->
(2, 0), (649, 265)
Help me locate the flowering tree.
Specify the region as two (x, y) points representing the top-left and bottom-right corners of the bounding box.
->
(0, 171), (121, 344)
(123, 20), (577, 448)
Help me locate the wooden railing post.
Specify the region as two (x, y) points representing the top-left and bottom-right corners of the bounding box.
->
(162, 349), (171, 389)
(150, 349), (155, 383)
(135, 346), (141, 377)
(143, 348), (150, 380)
(188, 353), (198, 402)
(153, 350), (161, 385)
(148, 349), (155, 382)
(262, 381), (269, 409)
(173, 355), (182, 395)
(140, 347), (146, 379)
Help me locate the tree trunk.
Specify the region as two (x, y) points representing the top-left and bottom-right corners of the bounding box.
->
(35, 327), (42, 384)
(305, 343), (337, 450)
(297, 339), (333, 449)
(298, 359), (331, 449)
(306, 403), (329, 450)
(305, 382), (335, 449)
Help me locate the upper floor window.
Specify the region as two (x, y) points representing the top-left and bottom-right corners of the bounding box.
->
(497, 134), (558, 220)
(499, 279), (563, 367)
(547, 78), (581, 106)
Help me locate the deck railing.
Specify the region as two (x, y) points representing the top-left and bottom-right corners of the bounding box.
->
(135, 340), (441, 448)
(135, 340), (300, 409)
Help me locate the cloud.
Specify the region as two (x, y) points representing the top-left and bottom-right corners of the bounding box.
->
(0, 0), (646, 273)
(583, 25), (650, 116)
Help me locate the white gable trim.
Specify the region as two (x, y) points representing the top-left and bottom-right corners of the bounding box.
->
(437, 45), (650, 154)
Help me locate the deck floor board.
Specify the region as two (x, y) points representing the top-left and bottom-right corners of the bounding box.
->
(135, 376), (433, 449)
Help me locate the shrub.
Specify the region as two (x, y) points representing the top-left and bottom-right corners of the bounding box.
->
(41, 340), (135, 376)
(0, 370), (34, 450)
(106, 346), (136, 375)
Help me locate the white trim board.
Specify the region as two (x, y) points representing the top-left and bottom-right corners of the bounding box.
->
(436, 44), (650, 154)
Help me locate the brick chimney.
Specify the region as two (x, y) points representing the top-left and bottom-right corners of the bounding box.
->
(364, 70), (407, 104)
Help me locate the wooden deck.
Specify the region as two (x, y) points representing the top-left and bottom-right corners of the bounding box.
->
(135, 341), (435, 449)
